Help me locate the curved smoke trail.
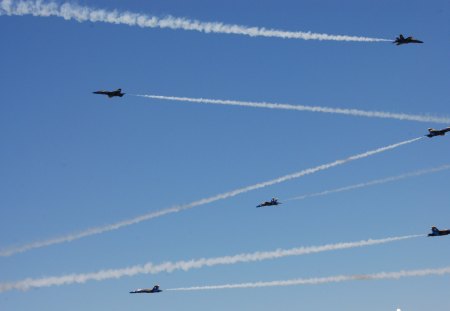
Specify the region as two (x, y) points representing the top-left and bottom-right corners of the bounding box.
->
(135, 94), (450, 124)
(0, 0), (389, 42)
(0, 137), (421, 257)
(0, 234), (422, 292)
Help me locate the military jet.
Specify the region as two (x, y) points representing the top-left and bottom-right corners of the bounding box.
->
(93, 88), (125, 98)
(129, 285), (162, 294)
(426, 127), (450, 138)
(393, 34), (423, 45)
(428, 226), (450, 237)
(257, 198), (281, 208)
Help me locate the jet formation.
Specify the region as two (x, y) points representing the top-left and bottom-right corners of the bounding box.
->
(426, 127), (450, 138)
(393, 34), (423, 45)
(127, 225), (449, 295)
(93, 88), (125, 98)
(130, 285), (162, 294)
(257, 198), (281, 208)
(88, 29), (448, 297)
(428, 227), (450, 237)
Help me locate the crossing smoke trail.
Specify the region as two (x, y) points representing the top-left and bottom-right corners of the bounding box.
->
(0, 0), (390, 42)
(0, 234), (423, 292)
(0, 137), (421, 257)
(286, 164), (450, 201)
(135, 95), (450, 124)
(167, 266), (450, 291)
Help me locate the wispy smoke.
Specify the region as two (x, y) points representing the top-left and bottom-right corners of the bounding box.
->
(286, 164), (450, 201)
(0, 137), (421, 257)
(0, 234), (422, 292)
(136, 94), (450, 124)
(168, 266), (450, 291)
(0, 0), (390, 42)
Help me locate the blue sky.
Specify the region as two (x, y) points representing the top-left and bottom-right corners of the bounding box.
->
(1, 0), (450, 310)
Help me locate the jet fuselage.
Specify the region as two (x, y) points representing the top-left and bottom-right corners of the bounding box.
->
(426, 128), (450, 138)
(93, 88), (125, 98)
(428, 227), (450, 237)
(130, 285), (162, 294)
(394, 35), (423, 45)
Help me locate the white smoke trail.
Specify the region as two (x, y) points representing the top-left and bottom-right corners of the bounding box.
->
(286, 164), (450, 201)
(168, 266), (450, 291)
(0, 234), (422, 292)
(0, 137), (421, 257)
(0, 0), (389, 42)
(135, 94), (450, 124)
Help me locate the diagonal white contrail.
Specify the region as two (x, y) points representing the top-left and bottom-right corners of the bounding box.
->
(0, 234), (423, 292)
(286, 164), (450, 201)
(168, 266), (450, 291)
(0, 0), (390, 42)
(135, 94), (450, 124)
(0, 137), (421, 257)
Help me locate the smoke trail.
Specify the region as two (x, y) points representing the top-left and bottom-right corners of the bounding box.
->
(286, 164), (450, 201)
(0, 0), (389, 42)
(168, 266), (450, 291)
(0, 234), (422, 292)
(0, 137), (421, 257)
(135, 94), (450, 124)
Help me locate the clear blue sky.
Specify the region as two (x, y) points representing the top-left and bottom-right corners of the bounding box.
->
(1, 0), (450, 310)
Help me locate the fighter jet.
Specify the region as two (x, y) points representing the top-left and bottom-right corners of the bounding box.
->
(257, 198), (281, 208)
(428, 226), (450, 237)
(130, 285), (162, 294)
(93, 88), (125, 98)
(426, 127), (450, 138)
(393, 34), (423, 45)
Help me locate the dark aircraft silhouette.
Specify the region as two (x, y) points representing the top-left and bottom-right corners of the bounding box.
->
(393, 34), (423, 45)
(130, 285), (162, 294)
(93, 88), (125, 98)
(257, 198), (281, 208)
(428, 226), (450, 237)
(426, 127), (450, 138)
